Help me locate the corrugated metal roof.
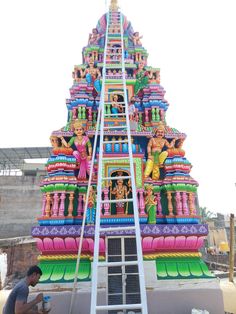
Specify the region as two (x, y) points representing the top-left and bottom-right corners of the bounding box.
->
(0, 147), (51, 170)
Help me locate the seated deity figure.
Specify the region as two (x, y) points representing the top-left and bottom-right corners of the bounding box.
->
(111, 94), (123, 116)
(111, 173), (131, 215)
(144, 122), (177, 180)
(145, 184), (157, 224)
(88, 28), (103, 45)
(131, 32), (143, 46)
(60, 120), (92, 180)
(79, 58), (101, 93)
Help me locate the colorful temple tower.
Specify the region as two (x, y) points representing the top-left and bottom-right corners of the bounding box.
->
(31, 1), (219, 313)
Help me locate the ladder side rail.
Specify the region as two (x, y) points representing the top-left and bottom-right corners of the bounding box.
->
(120, 14), (148, 314)
(68, 102), (103, 314)
(90, 8), (110, 314)
(68, 24), (107, 314)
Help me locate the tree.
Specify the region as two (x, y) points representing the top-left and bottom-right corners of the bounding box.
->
(199, 207), (216, 222)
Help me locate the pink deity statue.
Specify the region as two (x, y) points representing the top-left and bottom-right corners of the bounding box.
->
(60, 120), (92, 180)
(131, 32), (143, 46)
(88, 28), (104, 45)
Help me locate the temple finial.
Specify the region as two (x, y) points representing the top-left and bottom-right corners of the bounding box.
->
(109, 0), (119, 11)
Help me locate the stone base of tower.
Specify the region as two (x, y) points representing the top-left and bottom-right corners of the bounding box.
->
(29, 265), (224, 314)
(146, 279), (224, 314)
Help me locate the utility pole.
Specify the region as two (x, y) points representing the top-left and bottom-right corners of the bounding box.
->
(229, 213), (235, 282)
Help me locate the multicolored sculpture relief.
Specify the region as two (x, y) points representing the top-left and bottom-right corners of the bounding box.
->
(80, 58), (101, 93)
(131, 31), (143, 46)
(144, 184), (157, 224)
(86, 186), (96, 225)
(60, 120), (92, 180)
(88, 28), (104, 46)
(144, 122), (176, 181)
(32, 2), (213, 284)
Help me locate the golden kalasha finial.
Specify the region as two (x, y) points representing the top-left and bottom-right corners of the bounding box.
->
(110, 0), (119, 11)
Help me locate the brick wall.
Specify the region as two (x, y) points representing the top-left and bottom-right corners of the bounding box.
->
(0, 237), (40, 288)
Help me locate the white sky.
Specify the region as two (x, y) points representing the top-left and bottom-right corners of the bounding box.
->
(0, 0), (236, 215)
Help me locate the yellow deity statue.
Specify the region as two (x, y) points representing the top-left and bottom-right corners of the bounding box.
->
(110, 0), (119, 11)
(144, 122), (177, 180)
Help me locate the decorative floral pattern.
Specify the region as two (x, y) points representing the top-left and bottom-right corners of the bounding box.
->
(32, 224), (208, 237)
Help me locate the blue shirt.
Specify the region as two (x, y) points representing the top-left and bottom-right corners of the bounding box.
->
(3, 279), (29, 314)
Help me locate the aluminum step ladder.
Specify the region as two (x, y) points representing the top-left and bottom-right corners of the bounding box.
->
(90, 6), (148, 314)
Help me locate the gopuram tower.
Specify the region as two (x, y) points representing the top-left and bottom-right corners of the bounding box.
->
(32, 1), (224, 313)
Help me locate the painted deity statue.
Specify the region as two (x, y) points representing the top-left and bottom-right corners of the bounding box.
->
(144, 122), (177, 180)
(131, 32), (143, 46)
(60, 121), (92, 180)
(80, 58), (101, 93)
(145, 184), (157, 224)
(134, 62), (150, 95)
(128, 96), (138, 121)
(111, 94), (123, 116)
(88, 28), (103, 45)
(50, 135), (61, 148)
(110, 0), (119, 11)
(86, 186), (96, 225)
(111, 175), (131, 215)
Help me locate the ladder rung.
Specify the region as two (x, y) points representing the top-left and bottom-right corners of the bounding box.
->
(104, 102), (125, 105)
(106, 53), (122, 56)
(105, 91), (124, 95)
(103, 140), (128, 144)
(104, 113), (126, 117)
(104, 78), (123, 81)
(104, 105), (126, 108)
(104, 82), (123, 85)
(98, 260), (138, 267)
(102, 175), (131, 180)
(100, 198), (133, 204)
(103, 126), (127, 130)
(105, 75), (123, 78)
(107, 34), (121, 39)
(106, 65), (123, 68)
(102, 156), (130, 161)
(96, 304), (142, 311)
(105, 63), (122, 69)
(100, 226), (136, 232)
(105, 62), (122, 64)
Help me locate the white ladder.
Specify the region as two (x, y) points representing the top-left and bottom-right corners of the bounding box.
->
(90, 7), (148, 314)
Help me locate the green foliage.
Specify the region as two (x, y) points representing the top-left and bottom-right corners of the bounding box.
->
(199, 206), (215, 222)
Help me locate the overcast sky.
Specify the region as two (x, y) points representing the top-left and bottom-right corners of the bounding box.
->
(0, 0), (236, 215)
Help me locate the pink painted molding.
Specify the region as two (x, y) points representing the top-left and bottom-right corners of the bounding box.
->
(35, 237), (105, 255)
(141, 235), (205, 252)
(36, 235), (204, 255)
